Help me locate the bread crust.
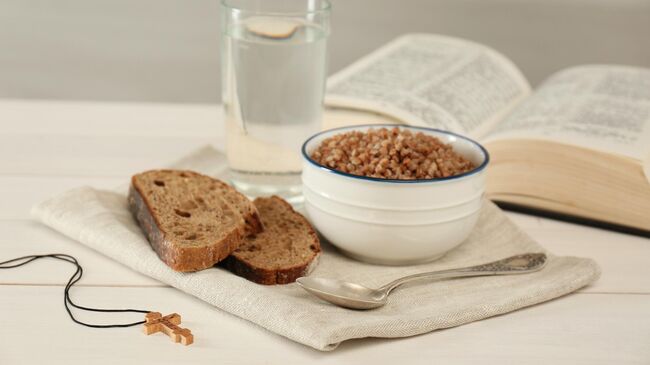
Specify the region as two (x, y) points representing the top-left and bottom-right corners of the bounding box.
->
(222, 253), (320, 285)
(128, 180), (244, 272)
(222, 196), (321, 285)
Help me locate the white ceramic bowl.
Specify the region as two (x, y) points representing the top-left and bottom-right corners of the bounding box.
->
(301, 124), (489, 265)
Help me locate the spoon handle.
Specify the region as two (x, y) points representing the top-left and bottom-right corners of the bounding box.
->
(378, 253), (547, 294)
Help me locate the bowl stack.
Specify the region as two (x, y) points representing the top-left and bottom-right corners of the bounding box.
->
(301, 125), (489, 265)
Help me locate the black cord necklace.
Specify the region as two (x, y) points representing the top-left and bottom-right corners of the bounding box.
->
(0, 254), (151, 328)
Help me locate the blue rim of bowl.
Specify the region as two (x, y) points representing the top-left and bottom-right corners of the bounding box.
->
(301, 124), (490, 184)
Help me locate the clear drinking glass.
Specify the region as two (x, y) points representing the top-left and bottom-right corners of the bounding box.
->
(221, 0), (331, 203)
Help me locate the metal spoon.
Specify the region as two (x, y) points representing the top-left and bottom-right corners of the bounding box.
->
(296, 253), (547, 310)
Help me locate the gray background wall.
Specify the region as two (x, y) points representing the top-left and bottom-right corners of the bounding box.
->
(1, 0), (649, 103)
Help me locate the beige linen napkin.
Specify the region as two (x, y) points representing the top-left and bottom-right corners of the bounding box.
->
(32, 146), (600, 351)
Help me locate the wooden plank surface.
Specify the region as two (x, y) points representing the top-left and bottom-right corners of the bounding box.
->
(0, 100), (220, 137)
(0, 100), (223, 177)
(0, 176), (123, 220)
(0, 134), (217, 177)
(0, 285), (648, 365)
(0, 221), (162, 287)
(507, 212), (650, 294)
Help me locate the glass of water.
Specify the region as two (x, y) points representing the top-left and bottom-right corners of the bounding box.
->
(221, 0), (330, 202)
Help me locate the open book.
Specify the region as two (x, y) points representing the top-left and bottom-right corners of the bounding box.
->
(323, 34), (650, 234)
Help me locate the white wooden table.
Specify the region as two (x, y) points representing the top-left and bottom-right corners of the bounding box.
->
(1, 99), (649, 364)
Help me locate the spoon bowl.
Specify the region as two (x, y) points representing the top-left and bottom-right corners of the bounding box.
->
(296, 253), (547, 310)
(296, 277), (387, 309)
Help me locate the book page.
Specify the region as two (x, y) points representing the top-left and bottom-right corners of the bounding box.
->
(325, 34), (531, 138)
(484, 65), (650, 162)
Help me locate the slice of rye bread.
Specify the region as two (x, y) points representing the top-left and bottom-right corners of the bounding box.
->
(222, 196), (321, 285)
(210, 178), (263, 236)
(128, 170), (261, 272)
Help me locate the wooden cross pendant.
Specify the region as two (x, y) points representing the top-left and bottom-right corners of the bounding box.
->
(143, 312), (194, 346)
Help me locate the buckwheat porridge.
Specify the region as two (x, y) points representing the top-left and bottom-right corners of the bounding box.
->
(310, 127), (476, 180)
